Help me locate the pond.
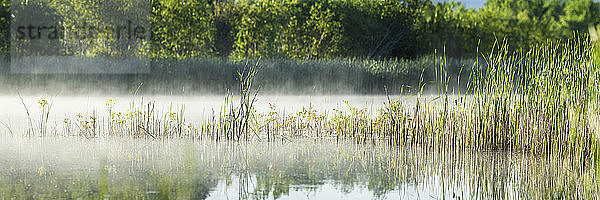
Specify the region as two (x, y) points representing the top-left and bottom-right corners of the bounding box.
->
(0, 95), (403, 125)
(0, 95), (594, 199)
(0, 136), (563, 199)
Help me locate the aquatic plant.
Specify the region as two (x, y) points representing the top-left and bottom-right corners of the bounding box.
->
(0, 56), (473, 95)
(9, 38), (599, 165)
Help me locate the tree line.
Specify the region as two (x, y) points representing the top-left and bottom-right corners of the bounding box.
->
(0, 0), (598, 60)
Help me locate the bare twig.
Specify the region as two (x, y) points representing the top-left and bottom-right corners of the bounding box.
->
(17, 92), (34, 137)
(0, 120), (14, 137)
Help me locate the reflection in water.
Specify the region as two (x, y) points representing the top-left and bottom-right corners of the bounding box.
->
(0, 137), (596, 199)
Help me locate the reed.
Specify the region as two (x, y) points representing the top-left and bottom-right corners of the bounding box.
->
(0, 56), (473, 95)
(1, 138), (596, 199)
(10, 38), (599, 161)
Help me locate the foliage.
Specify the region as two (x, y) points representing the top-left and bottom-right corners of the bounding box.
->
(0, 0), (599, 59)
(0, 0), (8, 54)
(151, 0), (214, 58)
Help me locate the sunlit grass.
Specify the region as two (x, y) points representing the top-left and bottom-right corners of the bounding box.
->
(3, 38), (600, 198)
(11, 39), (598, 158)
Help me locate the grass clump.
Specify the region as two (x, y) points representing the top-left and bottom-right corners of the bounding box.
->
(468, 39), (599, 155)
(8, 39), (599, 159)
(0, 56), (473, 95)
(4, 38), (600, 199)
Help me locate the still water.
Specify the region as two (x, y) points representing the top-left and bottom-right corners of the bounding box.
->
(0, 137), (534, 199)
(0, 95), (402, 123)
(0, 95), (594, 199)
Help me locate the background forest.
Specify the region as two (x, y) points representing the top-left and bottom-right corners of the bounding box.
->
(0, 0), (598, 94)
(0, 0), (598, 59)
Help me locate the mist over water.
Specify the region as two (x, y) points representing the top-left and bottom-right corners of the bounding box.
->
(0, 94), (399, 126)
(0, 136), (531, 199)
(0, 0), (597, 198)
(0, 93), (583, 199)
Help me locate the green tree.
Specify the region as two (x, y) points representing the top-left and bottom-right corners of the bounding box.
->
(560, 0), (600, 37)
(338, 0), (425, 59)
(47, 0), (150, 57)
(212, 1), (238, 58)
(280, 0), (342, 59)
(0, 0), (9, 54)
(230, 0), (289, 59)
(477, 0), (558, 51)
(151, 0), (214, 58)
(416, 0), (480, 57)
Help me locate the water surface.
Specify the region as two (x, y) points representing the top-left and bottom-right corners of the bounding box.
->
(0, 137), (531, 199)
(0, 95), (594, 199)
